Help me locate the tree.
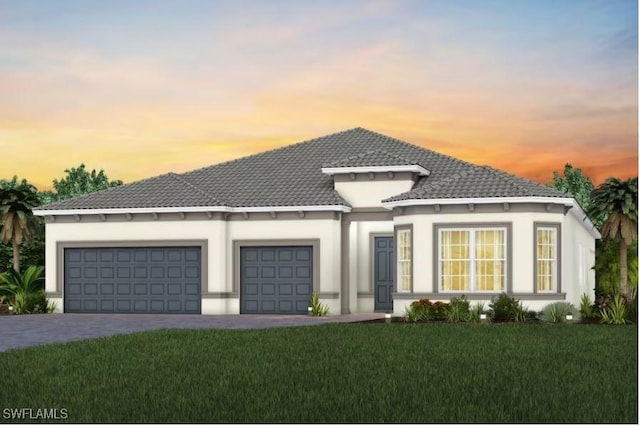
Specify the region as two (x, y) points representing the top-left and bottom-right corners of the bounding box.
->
(0, 177), (40, 273)
(547, 164), (597, 225)
(52, 163), (123, 201)
(589, 177), (638, 299)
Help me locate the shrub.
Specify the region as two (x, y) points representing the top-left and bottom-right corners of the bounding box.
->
(513, 302), (530, 322)
(447, 295), (471, 322)
(579, 293), (597, 319)
(469, 302), (485, 324)
(488, 293), (519, 322)
(431, 301), (450, 320)
(541, 302), (578, 324)
(309, 293), (329, 316)
(403, 299), (452, 322)
(600, 294), (628, 325)
(0, 266), (51, 314)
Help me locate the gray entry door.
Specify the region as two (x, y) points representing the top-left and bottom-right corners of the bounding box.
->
(374, 237), (394, 311)
(64, 247), (202, 314)
(240, 246), (312, 314)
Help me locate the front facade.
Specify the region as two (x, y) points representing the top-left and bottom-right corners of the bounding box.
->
(35, 128), (599, 315)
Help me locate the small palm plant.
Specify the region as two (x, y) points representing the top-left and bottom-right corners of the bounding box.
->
(0, 265), (49, 314)
(309, 293), (329, 316)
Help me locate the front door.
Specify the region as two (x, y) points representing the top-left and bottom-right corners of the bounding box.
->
(374, 236), (394, 311)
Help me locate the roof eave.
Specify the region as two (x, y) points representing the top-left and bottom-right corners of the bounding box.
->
(34, 204), (352, 216)
(380, 196), (576, 209)
(321, 165), (430, 176)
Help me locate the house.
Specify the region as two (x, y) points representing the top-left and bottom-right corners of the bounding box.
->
(34, 128), (600, 315)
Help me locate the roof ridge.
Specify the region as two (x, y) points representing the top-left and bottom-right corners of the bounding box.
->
(322, 148), (418, 167)
(168, 173), (226, 206)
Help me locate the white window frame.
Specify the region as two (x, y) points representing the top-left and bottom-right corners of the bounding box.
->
(438, 227), (508, 293)
(396, 228), (412, 293)
(535, 226), (558, 292)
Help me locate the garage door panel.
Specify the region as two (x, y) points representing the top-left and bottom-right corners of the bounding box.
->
(100, 283), (114, 295)
(296, 266), (311, 278)
(240, 246), (312, 314)
(296, 283), (311, 295)
(261, 300), (276, 312)
(134, 300), (148, 312)
(150, 267), (164, 279)
(100, 300), (115, 311)
(64, 247), (201, 314)
(278, 283), (293, 295)
(184, 267), (199, 279)
(100, 267), (114, 279)
(100, 251), (114, 262)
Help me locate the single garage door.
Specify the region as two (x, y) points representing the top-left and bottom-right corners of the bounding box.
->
(64, 246), (202, 314)
(240, 246), (313, 314)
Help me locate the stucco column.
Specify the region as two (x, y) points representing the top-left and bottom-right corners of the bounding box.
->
(340, 219), (351, 314)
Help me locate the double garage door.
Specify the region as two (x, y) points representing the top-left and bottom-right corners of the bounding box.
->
(64, 247), (202, 314)
(64, 245), (313, 315)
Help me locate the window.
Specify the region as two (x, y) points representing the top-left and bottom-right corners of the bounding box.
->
(397, 228), (412, 292)
(439, 227), (506, 292)
(536, 225), (558, 292)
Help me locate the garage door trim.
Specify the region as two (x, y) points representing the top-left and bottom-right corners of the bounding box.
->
(233, 239), (320, 296)
(55, 240), (208, 301)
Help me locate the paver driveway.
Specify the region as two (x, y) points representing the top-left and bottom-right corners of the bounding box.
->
(0, 313), (383, 352)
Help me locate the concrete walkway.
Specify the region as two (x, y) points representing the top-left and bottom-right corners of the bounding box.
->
(0, 313), (383, 352)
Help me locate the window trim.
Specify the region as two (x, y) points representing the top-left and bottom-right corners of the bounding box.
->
(394, 224), (413, 293)
(433, 223), (513, 294)
(533, 222), (562, 293)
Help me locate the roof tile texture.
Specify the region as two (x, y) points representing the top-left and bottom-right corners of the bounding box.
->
(37, 128), (569, 210)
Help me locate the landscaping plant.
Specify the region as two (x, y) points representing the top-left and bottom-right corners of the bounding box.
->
(599, 294), (628, 325)
(514, 302), (529, 322)
(579, 293), (596, 319)
(469, 302), (485, 323)
(446, 295), (470, 322)
(403, 300), (431, 322)
(309, 293), (329, 316)
(488, 292), (519, 321)
(0, 265), (52, 314)
(541, 302), (578, 324)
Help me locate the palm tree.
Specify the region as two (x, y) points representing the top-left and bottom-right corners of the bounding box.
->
(0, 180), (40, 273)
(589, 177), (638, 299)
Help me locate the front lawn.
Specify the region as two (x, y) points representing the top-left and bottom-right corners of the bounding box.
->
(0, 323), (636, 423)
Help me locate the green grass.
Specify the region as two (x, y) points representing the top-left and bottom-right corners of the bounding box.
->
(0, 323), (637, 423)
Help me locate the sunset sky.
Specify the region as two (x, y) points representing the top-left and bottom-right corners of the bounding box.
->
(0, 0), (637, 191)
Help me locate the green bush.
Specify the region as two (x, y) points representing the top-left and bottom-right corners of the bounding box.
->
(541, 302), (578, 323)
(403, 299), (452, 323)
(446, 295), (470, 322)
(469, 302), (485, 324)
(309, 293), (329, 317)
(600, 294), (628, 325)
(579, 293), (597, 319)
(488, 293), (519, 322)
(513, 302), (527, 322)
(0, 266), (52, 314)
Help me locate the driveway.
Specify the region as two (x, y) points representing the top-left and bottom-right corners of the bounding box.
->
(0, 313), (383, 352)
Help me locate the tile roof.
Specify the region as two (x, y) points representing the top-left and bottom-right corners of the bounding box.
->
(322, 149), (419, 168)
(383, 165), (569, 202)
(36, 127), (570, 211)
